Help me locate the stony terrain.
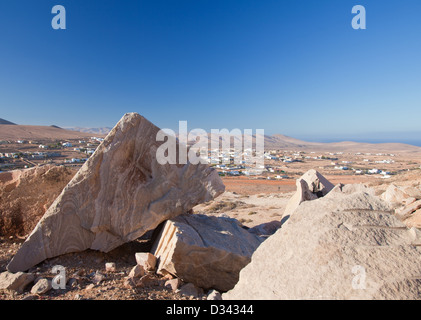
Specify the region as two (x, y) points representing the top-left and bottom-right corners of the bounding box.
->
(2, 166), (421, 300)
(1, 113), (421, 300)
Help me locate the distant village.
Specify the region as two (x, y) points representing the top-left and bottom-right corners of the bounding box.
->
(0, 137), (104, 171)
(208, 148), (406, 180)
(0, 138), (419, 181)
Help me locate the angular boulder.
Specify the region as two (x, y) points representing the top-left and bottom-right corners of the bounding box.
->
(0, 165), (76, 237)
(7, 113), (225, 272)
(0, 271), (34, 293)
(151, 214), (263, 292)
(283, 169), (334, 217)
(223, 186), (421, 300)
(381, 184), (412, 206)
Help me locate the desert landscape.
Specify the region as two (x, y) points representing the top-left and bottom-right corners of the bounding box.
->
(1, 113), (421, 301)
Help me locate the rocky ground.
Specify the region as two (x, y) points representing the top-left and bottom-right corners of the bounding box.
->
(0, 188), (291, 300)
(1, 164), (421, 300)
(0, 236), (202, 300)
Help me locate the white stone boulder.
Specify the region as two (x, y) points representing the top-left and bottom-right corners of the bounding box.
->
(151, 214), (263, 291)
(223, 186), (421, 300)
(7, 113), (225, 272)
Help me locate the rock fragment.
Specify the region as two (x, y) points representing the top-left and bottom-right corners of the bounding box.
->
(283, 169), (334, 217)
(30, 278), (52, 295)
(0, 271), (34, 293)
(135, 253), (156, 272)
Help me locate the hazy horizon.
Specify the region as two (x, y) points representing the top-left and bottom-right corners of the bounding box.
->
(2, 115), (421, 147)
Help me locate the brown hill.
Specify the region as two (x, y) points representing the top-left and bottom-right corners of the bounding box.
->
(0, 124), (98, 140)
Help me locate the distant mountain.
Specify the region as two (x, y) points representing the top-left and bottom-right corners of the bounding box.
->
(0, 118), (16, 125)
(65, 127), (112, 135)
(1, 119), (420, 154)
(176, 131), (421, 153)
(264, 134), (319, 149)
(0, 125), (96, 140)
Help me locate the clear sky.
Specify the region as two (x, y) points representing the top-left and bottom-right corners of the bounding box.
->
(1, 0), (420, 143)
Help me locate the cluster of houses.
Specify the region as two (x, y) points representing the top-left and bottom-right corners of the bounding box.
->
(0, 152), (20, 159)
(0, 151), (62, 160)
(64, 158), (89, 164)
(0, 137), (103, 171)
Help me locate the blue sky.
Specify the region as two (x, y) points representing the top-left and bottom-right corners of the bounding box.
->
(0, 0), (421, 142)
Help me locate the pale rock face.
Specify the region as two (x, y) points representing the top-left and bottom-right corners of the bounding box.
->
(7, 113), (225, 273)
(381, 184), (421, 228)
(0, 271), (34, 293)
(30, 278), (52, 295)
(381, 184), (411, 205)
(135, 252), (156, 271)
(299, 169), (335, 196)
(151, 214), (263, 292)
(283, 169), (334, 217)
(128, 265), (145, 279)
(223, 186), (421, 300)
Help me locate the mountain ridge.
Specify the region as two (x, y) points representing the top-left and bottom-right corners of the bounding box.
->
(1, 123), (420, 153)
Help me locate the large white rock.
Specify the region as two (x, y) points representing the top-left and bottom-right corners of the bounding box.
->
(151, 214), (263, 292)
(223, 186), (421, 300)
(7, 113), (225, 272)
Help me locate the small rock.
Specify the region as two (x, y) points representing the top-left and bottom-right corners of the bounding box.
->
(73, 269), (84, 276)
(164, 278), (183, 292)
(128, 265), (145, 278)
(30, 278), (52, 295)
(85, 283), (95, 291)
(123, 277), (136, 289)
(105, 262), (116, 272)
(135, 252), (156, 271)
(402, 197), (417, 206)
(91, 271), (105, 284)
(0, 271), (34, 293)
(162, 273), (175, 280)
(67, 277), (81, 288)
(396, 200), (421, 219)
(135, 274), (155, 288)
(207, 289), (222, 300)
(176, 283), (203, 298)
